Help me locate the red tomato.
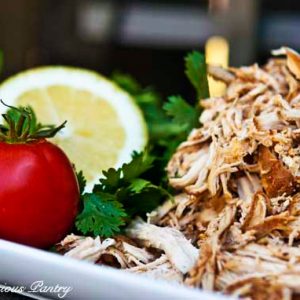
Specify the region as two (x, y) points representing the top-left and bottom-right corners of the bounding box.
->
(0, 139), (79, 248)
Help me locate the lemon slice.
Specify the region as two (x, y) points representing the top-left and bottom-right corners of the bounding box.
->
(0, 67), (148, 191)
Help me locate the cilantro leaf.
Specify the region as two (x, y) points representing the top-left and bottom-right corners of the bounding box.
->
(75, 150), (171, 237)
(119, 177), (171, 217)
(99, 168), (122, 192)
(112, 72), (182, 143)
(128, 178), (152, 194)
(127, 178), (170, 197)
(96, 151), (155, 194)
(185, 51), (209, 99)
(164, 95), (198, 132)
(76, 192), (127, 237)
(111, 72), (141, 95)
(76, 171), (86, 195)
(122, 151), (155, 182)
(122, 188), (162, 217)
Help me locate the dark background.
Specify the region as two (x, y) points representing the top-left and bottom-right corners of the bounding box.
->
(0, 0), (299, 100)
(0, 1), (300, 298)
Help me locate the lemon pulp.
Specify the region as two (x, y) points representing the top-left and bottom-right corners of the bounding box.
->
(17, 86), (126, 182)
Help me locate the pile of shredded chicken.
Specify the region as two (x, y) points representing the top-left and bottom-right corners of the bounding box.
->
(58, 47), (300, 300)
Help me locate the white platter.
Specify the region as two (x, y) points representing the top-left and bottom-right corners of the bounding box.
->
(0, 239), (228, 300)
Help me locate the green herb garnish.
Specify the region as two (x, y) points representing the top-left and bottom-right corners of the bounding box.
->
(76, 192), (127, 237)
(185, 51), (210, 99)
(164, 95), (199, 135)
(76, 151), (170, 237)
(76, 51), (209, 237)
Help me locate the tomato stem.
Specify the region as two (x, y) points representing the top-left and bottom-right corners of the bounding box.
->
(0, 100), (67, 143)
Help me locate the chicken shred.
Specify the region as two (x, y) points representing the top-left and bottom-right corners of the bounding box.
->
(57, 48), (300, 299)
(166, 48), (300, 299)
(126, 218), (199, 274)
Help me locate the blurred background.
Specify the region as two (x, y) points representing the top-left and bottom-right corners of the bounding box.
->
(0, 0), (299, 98)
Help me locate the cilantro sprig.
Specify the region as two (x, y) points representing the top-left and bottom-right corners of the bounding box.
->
(112, 51), (208, 159)
(76, 193), (127, 237)
(112, 72), (183, 144)
(76, 51), (209, 238)
(76, 151), (170, 237)
(164, 95), (199, 135)
(185, 51), (210, 99)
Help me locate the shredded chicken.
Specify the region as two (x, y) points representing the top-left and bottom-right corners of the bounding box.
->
(58, 234), (155, 269)
(126, 218), (199, 274)
(57, 48), (300, 299)
(164, 48), (300, 299)
(128, 255), (184, 283)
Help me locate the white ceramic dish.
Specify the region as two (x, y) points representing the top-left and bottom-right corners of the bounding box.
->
(0, 239), (228, 300)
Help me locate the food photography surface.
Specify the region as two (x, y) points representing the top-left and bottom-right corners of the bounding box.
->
(1, 1), (300, 300)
